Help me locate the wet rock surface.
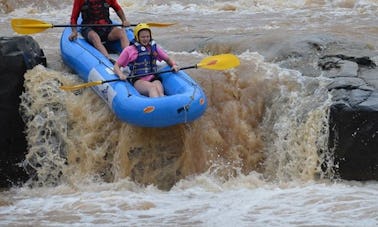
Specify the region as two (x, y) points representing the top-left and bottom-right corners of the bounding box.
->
(267, 34), (378, 180)
(322, 56), (377, 180)
(0, 36), (46, 188)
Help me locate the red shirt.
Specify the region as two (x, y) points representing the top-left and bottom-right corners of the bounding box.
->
(70, 0), (122, 25)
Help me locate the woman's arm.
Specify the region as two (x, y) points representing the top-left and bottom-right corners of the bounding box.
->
(113, 46), (137, 80)
(165, 57), (179, 72)
(113, 62), (127, 80)
(156, 46), (179, 72)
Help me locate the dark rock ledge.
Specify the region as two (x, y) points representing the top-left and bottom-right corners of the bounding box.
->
(0, 36), (46, 188)
(320, 55), (377, 180)
(268, 35), (378, 180)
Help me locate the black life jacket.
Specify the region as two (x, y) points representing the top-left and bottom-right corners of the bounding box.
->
(81, 0), (111, 24)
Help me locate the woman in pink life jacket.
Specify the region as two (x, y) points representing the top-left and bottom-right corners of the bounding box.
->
(113, 23), (179, 98)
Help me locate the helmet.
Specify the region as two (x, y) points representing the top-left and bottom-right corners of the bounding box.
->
(133, 23), (152, 42)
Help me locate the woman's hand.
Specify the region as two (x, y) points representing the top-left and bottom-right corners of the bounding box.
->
(118, 73), (128, 80)
(167, 58), (180, 72)
(114, 62), (128, 80)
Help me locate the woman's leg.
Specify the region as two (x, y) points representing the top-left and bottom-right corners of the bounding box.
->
(134, 80), (162, 97)
(152, 80), (164, 96)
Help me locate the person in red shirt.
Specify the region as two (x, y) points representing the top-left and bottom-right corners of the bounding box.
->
(68, 0), (130, 63)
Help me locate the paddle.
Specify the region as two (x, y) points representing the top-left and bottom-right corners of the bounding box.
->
(60, 54), (240, 91)
(11, 18), (176, 35)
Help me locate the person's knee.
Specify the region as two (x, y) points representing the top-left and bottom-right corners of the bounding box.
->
(114, 28), (127, 39)
(88, 32), (101, 43)
(153, 83), (164, 95)
(152, 82), (160, 89)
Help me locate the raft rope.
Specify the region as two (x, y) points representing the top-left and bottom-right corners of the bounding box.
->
(175, 73), (199, 123)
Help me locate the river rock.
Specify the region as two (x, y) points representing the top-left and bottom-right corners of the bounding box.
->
(270, 35), (378, 180)
(0, 36), (46, 188)
(322, 55), (378, 180)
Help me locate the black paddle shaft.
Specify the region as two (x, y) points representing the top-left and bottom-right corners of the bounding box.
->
(52, 24), (137, 28)
(127, 65), (197, 79)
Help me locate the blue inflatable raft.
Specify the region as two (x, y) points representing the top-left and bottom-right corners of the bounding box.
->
(60, 26), (207, 128)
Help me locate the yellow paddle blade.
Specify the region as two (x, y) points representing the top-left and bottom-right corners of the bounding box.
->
(145, 22), (177, 27)
(11, 18), (53, 34)
(197, 54), (240, 70)
(60, 81), (103, 91)
(11, 18), (177, 34)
